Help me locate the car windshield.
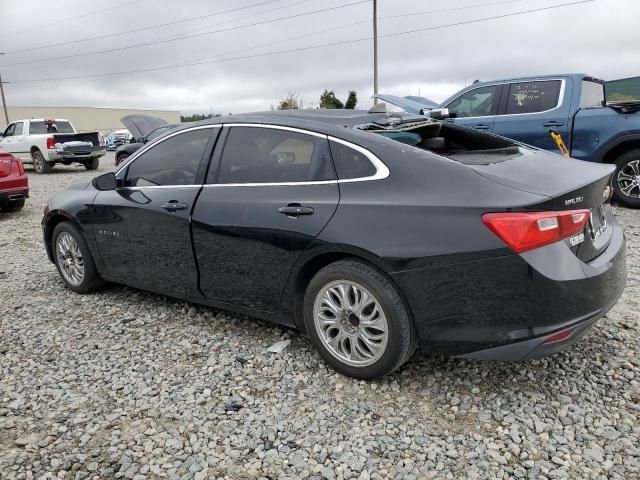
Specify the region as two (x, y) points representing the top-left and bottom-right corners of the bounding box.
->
(29, 121), (75, 134)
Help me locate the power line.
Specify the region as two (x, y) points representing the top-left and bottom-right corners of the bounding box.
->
(0, 0), (147, 39)
(0, 0), (370, 68)
(5, 0), (596, 85)
(380, 0), (530, 21)
(4, 0), (287, 55)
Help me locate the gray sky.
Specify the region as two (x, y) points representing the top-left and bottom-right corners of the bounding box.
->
(1, 0), (638, 115)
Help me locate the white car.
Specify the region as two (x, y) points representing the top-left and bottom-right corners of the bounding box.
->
(0, 118), (106, 174)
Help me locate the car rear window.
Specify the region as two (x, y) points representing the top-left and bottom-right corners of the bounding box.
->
(329, 140), (377, 179)
(29, 121), (75, 134)
(505, 80), (562, 114)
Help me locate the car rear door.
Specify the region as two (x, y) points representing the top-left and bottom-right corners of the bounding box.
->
(191, 124), (339, 312)
(91, 126), (219, 296)
(442, 84), (503, 132)
(492, 79), (571, 152)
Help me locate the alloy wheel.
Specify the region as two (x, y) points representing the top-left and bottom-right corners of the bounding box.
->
(56, 232), (85, 286)
(313, 280), (389, 367)
(617, 159), (640, 199)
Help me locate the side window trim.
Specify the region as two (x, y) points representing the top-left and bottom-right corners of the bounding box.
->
(497, 79), (566, 117)
(203, 123), (389, 186)
(115, 125), (220, 185)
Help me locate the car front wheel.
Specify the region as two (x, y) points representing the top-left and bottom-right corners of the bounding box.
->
(303, 260), (415, 379)
(115, 153), (129, 166)
(613, 149), (640, 208)
(52, 222), (105, 293)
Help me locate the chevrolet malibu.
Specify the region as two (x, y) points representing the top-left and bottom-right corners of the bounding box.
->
(42, 110), (627, 379)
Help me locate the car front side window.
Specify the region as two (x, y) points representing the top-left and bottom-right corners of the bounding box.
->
(215, 126), (335, 184)
(124, 128), (212, 187)
(2, 123), (16, 138)
(445, 85), (501, 118)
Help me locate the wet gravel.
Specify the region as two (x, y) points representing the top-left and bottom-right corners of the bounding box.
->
(1, 154), (639, 479)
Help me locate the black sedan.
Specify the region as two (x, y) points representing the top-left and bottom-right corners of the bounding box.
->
(42, 110), (627, 379)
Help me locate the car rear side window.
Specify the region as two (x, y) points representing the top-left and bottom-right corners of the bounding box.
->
(216, 127), (335, 184)
(125, 128), (211, 187)
(505, 80), (562, 114)
(445, 85), (501, 118)
(329, 140), (376, 179)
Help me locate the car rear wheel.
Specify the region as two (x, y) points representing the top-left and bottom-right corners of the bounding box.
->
(52, 222), (105, 293)
(613, 149), (640, 208)
(32, 150), (52, 174)
(4, 199), (25, 211)
(303, 260), (415, 379)
(84, 158), (100, 170)
(115, 153), (129, 167)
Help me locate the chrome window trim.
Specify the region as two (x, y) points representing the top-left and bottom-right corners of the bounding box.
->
(114, 122), (390, 188)
(443, 79), (566, 121)
(115, 124), (221, 176)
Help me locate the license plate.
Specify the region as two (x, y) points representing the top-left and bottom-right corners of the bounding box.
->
(588, 204), (607, 240)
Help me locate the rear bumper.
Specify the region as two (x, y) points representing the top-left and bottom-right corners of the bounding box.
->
(49, 148), (105, 161)
(0, 186), (29, 203)
(391, 221), (627, 359)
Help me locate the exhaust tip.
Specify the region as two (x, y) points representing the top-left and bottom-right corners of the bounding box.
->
(8, 194), (25, 201)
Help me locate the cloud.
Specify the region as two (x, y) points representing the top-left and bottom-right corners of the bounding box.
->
(0, 0), (637, 114)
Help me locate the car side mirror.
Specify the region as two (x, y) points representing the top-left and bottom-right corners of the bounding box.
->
(428, 108), (451, 120)
(92, 172), (117, 191)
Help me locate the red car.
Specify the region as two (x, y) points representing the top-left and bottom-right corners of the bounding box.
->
(0, 153), (28, 211)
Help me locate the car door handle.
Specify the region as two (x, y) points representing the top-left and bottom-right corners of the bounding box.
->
(161, 201), (188, 211)
(474, 124), (491, 130)
(278, 204), (314, 216)
(544, 121), (564, 127)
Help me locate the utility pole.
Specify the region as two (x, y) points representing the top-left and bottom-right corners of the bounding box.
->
(373, 0), (378, 104)
(0, 53), (8, 125)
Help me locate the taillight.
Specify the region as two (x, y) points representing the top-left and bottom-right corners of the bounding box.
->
(46, 137), (56, 149)
(482, 209), (590, 253)
(13, 158), (25, 175)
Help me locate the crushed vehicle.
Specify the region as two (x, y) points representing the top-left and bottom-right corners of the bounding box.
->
(106, 130), (131, 151)
(115, 115), (177, 166)
(378, 73), (640, 207)
(43, 109), (626, 379)
(0, 153), (28, 211)
(0, 118), (105, 174)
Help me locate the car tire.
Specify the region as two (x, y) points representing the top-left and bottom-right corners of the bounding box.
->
(4, 199), (25, 211)
(115, 153), (129, 167)
(612, 149), (640, 208)
(52, 221), (105, 294)
(303, 260), (415, 379)
(32, 150), (52, 174)
(84, 158), (100, 170)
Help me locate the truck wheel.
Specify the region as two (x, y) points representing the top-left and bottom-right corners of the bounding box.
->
(84, 158), (100, 170)
(32, 150), (52, 174)
(613, 149), (640, 208)
(115, 153), (129, 167)
(52, 221), (105, 293)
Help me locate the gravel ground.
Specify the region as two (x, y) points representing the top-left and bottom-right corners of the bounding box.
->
(1, 154), (639, 480)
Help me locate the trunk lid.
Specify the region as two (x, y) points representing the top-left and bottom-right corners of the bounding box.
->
(471, 151), (615, 262)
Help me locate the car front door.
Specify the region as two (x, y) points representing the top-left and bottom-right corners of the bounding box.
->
(492, 79), (571, 151)
(91, 126), (219, 296)
(0, 123), (17, 155)
(443, 84), (502, 131)
(192, 125), (339, 312)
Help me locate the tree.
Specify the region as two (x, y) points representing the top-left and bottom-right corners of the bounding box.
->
(277, 90), (303, 110)
(180, 113), (213, 122)
(319, 89), (344, 109)
(344, 90), (357, 109)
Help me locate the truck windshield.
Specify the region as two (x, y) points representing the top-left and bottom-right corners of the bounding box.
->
(29, 121), (75, 134)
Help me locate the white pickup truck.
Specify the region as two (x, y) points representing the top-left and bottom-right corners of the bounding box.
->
(0, 118), (106, 174)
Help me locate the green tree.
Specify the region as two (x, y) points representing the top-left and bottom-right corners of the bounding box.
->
(344, 90), (357, 109)
(180, 113), (213, 122)
(277, 90), (302, 110)
(319, 89), (344, 109)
